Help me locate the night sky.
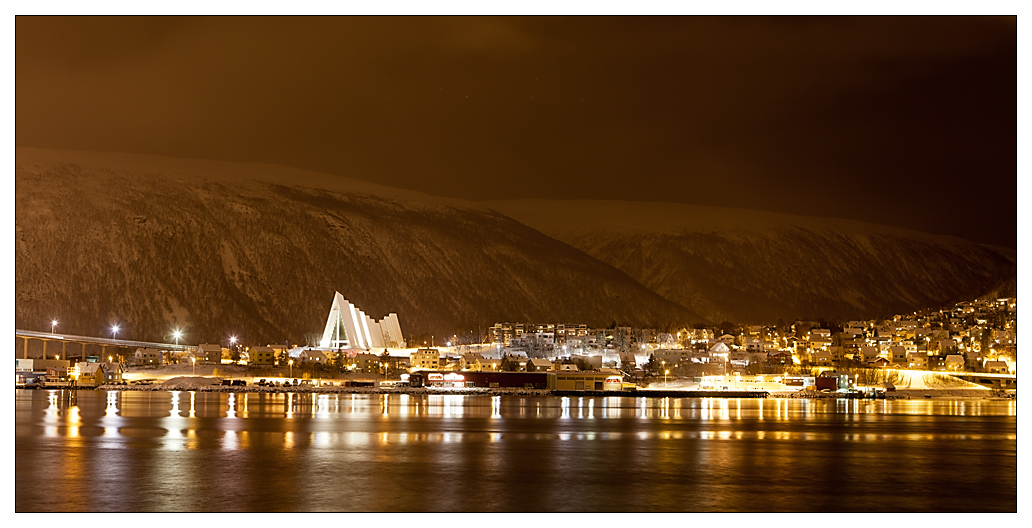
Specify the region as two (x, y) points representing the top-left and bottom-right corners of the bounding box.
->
(16, 16), (1016, 247)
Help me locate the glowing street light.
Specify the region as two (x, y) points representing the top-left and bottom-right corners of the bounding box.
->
(665, 369), (670, 384)
(229, 336), (237, 346)
(289, 359), (294, 379)
(51, 320), (58, 335)
(192, 357), (196, 375)
(173, 329), (182, 346)
(111, 324), (120, 339)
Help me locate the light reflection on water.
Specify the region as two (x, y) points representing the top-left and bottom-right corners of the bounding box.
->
(15, 390), (1016, 512)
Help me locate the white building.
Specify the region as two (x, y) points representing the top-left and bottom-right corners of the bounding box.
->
(320, 291), (406, 350)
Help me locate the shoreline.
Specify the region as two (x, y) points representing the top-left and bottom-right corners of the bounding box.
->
(39, 384), (1015, 400)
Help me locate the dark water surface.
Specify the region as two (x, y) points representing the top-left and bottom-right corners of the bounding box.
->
(15, 390), (1016, 512)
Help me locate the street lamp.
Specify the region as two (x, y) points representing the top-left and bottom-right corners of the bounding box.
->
(111, 324), (120, 340)
(51, 320), (58, 335)
(289, 359), (293, 379)
(173, 329), (182, 346)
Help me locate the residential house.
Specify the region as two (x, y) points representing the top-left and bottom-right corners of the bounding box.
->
(299, 350), (329, 364)
(355, 353), (383, 374)
(888, 345), (908, 366)
(251, 346), (276, 365)
(944, 355), (965, 371)
(984, 360), (1009, 374)
(906, 352), (928, 369)
(133, 347), (165, 366)
(409, 348), (441, 371)
(526, 358), (552, 372)
(195, 344), (222, 364)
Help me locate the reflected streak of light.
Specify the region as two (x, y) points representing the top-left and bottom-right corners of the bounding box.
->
(240, 393), (249, 418)
(400, 394), (410, 417)
(317, 394), (330, 419)
(490, 432), (501, 442)
(561, 397), (570, 419)
(106, 390), (120, 417)
(284, 430), (295, 448)
(491, 396), (501, 419)
(189, 391), (196, 418)
(224, 429), (239, 450)
(286, 392), (293, 419)
(184, 428), (198, 450)
(44, 391), (58, 437)
(67, 405), (80, 438)
(227, 393), (236, 419)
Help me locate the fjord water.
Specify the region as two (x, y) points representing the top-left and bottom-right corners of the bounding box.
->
(15, 390), (1016, 512)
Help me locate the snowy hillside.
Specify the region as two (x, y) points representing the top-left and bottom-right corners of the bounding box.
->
(485, 199), (1016, 323)
(15, 149), (700, 345)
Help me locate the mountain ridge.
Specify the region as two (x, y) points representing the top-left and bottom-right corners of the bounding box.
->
(485, 199), (1016, 324)
(15, 148), (701, 346)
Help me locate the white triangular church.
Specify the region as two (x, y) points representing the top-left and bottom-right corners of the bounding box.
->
(320, 291), (405, 350)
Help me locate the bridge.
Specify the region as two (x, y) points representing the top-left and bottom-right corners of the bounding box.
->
(950, 370), (1018, 389)
(15, 329), (193, 361)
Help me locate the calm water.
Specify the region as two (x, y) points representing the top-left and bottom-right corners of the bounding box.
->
(15, 389), (1016, 512)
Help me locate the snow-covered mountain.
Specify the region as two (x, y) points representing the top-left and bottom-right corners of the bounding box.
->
(15, 149), (700, 345)
(484, 199), (1016, 324)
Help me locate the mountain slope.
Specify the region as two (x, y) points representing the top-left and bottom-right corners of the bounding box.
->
(484, 199), (1016, 323)
(15, 149), (701, 345)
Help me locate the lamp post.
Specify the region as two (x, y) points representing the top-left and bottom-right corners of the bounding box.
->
(289, 359), (293, 379)
(51, 320), (58, 335)
(111, 324), (120, 340)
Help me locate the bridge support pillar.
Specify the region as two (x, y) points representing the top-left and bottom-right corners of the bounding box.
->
(42, 339), (47, 359)
(23, 337), (28, 359)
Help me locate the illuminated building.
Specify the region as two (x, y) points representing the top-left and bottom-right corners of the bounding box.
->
(320, 291), (405, 350)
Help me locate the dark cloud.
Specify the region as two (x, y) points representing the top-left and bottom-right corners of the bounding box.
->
(16, 16), (1016, 246)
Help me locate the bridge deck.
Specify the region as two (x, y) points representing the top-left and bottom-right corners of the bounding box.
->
(15, 329), (193, 352)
